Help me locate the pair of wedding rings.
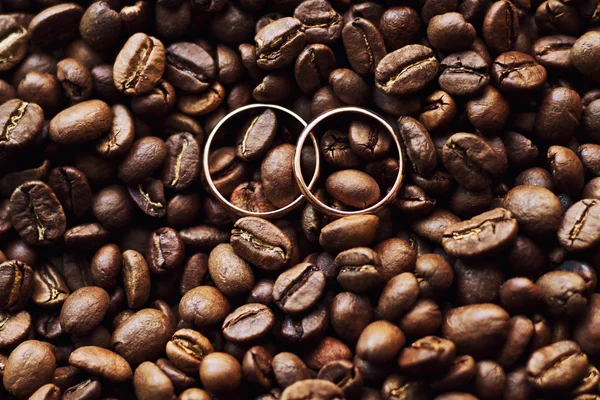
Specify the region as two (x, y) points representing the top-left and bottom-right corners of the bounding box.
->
(202, 104), (405, 219)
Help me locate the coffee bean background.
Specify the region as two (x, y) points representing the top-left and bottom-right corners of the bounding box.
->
(0, 0), (600, 399)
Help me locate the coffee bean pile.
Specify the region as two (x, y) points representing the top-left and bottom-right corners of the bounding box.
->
(1, 0), (600, 399)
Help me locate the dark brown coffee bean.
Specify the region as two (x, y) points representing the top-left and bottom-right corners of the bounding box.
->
(572, 32), (600, 83)
(133, 361), (175, 399)
(165, 328), (213, 375)
(398, 336), (456, 376)
(69, 346), (132, 383)
(503, 185), (562, 237)
(578, 144), (600, 176)
(442, 303), (510, 358)
(231, 217), (293, 271)
(255, 17), (306, 70)
(49, 100), (112, 145)
(199, 352), (243, 393)
(10, 181), (66, 245)
(56, 58), (92, 103)
(0, 99), (43, 150)
(419, 90), (457, 133)
(499, 277), (542, 314)
(334, 247), (383, 292)
(92, 105), (133, 158)
(165, 42), (215, 93)
(537, 271), (587, 317)
(442, 208), (518, 258)
(341, 18), (386, 75)
(375, 45), (440, 96)
(179, 286), (231, 328)
(3, 340), (56, 398)
(236, 109), (278, 161)
(118, 136), (167, 184)
(356, 320), (405, 363)
(533, 35), (576, 71)
(428, 12), (476, 52)
(439, 51), (490, 97)
(527, 340), (588, 391)
(114, 33), (165, 96)
(121, 249), (150, 309)
(328, 68), (368, 106)
(0, 16), (28, 73)
(112, 308), (173, 366)
(398, 116), (437, 178)
(377, 272), (419, 320)
(28, 4), (84, 48)
(326, 169), (380, 209)
(295, 0), (343, 43)
(535, 0), (583, 37)
(209, 146), (251, 196)
(93, 185), (134, 230)
(127, 178), (166, 219)
(222, 303), (275, 343)
(273, 262), (325, 314)
(558, 199), (600, 251)
(548, 145), (585, 197)
(31, 263), (69, 308)
(379, 7), (421, 50)
(208, 243), (254, 296)
(261, 143), (300, 208)
(59, 286), (109, 336)
(0, 309), (31, 348)
(294, 44), (337, 94)
(442, 132), (503, 191)
(48, 167), (92, 219)
(535, 88), (582, 143)
(483, 0), (519, 54)
(0, 259), (32, 312)
(492, 51), (547, 93)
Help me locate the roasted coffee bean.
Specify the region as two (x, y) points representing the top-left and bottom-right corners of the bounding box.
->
(95, 104), (135, 159)
(165, 42), (215, 93)
(165, 328), (213, 375)
(398, 116), (437, 177)
(3, 340), (56, 398)
(398, 336), (456, 375)
(483, 0), (519, 54)
(533, 35), (576, 71)
(439, 51), (490, 96)
(209, 147), (251, 196)
(334, 247), (383, 292)
(329, 68), (369, 106)
(179, 286), (231, 328)
(356, 320), (405, 363)
(28, 4), (84, 48)
(69, 346), (132, 383)
(0, 99), (43, 150)
(199, 352), (243, 393)
(442, 132), (504, 191)
(128, 178), (166, 218)
(572, 32), (600, 82)
(255, 17), (306, 70)
(114, 33), (165, 96)
(326, 170), (380, 209)
(0, 16), (29, 73)
(294, 44), (337, 94)
(49, 99), (112, 145)
(491, 51), (547, 93)
(222, 303), (275, 343)
(56, 58), (93, 103)
(59, 286), (109, 336)
(342, 18), (386, 76)
(536, 88), (582, 144)
(48, 166), (92, 219)
(32, 263), (69, 308)
(427, 12), (476, 52)
(146, 227), (184, 275)
(10, 181), (66, 245)
(0, 260), (33, 312)
(273, 262), (325, 314)
(231, 217), (293, 271)
(261, 144), (301, 208)
(375, 45), (440, 96)
(208, 243), (254, 296)
(442, 208), (518, 258)
(236, 109), (278, 161)
(503, 185), (562, 237)
(121, 249), (150, 309)
(558, 199), (600, 251)
(537, 271), (588, 317)
(295, 0), (343, 43)
(548, 145), (585, 197)
(527, 340), (588, 391)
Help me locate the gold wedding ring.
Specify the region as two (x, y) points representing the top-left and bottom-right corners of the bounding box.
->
(203, 103), (320, 219)
(293, 106), (405, 217)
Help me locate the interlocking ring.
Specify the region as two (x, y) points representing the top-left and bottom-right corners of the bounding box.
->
(293, 106), (405, 217)
(203, 103), (320, 219)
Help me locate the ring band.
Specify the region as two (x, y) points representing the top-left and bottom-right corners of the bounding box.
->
(202, 103), (320, 219)
(293, 106), (405, 217)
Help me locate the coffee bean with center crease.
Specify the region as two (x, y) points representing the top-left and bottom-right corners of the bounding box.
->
(375, 45), (440, 96)
(48, 166), (92, 219)
(31, 263), (69, 308)
(273, 262), (326, 314)
(113, 33), (166, 96)
(532, 35), (576, 71)
(0, 99), (43, 150)
(492, 51), (547, 93)
(128, 178), (166, 218)
(442, 208), (518, 258)
(56, 58), (93, 103)
(231, 217), (293, 271)
(527, 340), (589, 391)
(398, 116), (437, 178)
(317, 359), (363, 398)
(10, 181), (66, 245)
(341, 17), (387, 76)
(222, 303), (275, 343)
(209, 147), (251, 196)
(49, 99), (112, 145)
(280, 379), (344, 400)
(442, 132), (504, 191)
(165, 42), (215, 93)
(0, 260), (33, 312)
(439, 51), (490, 96)
(236, 109), (278, 161)
(159, 133), (200, 191)
(294, 0), (343, 44)
(558, 199), (600, 251)
(294, 44), (337, 95)
(255, 17), (306, 70)
(166, 328), (213, 374)
(335, 247), (383, 292)
(0, 16), (29, 73)
(483, 0), (520, 54)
